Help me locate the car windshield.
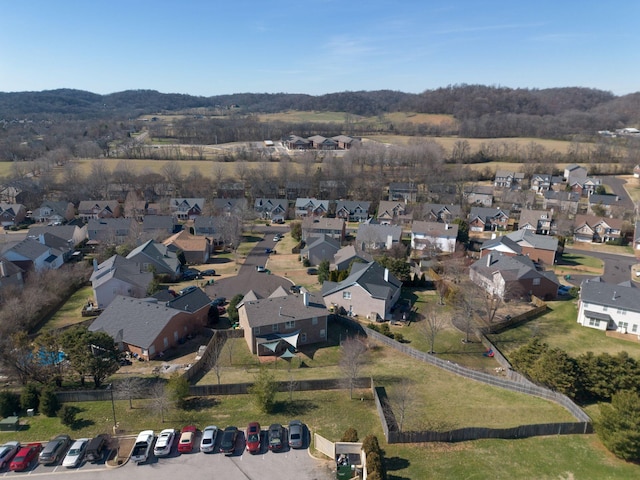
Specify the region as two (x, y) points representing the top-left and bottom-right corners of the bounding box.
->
(247, 434), (259, 442)
(14, 455), (25, 462)
(69, 448), (80, 455)
(290, 433), (301, 440)
(202, 438), (211, 444)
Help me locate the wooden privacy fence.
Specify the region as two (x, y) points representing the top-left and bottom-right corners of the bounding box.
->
(190, 377), (370, 396)
(181, 328), (244, 382)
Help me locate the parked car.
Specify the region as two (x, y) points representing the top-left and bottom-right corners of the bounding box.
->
(200, 426), (218, 453)
(0, 441), (20, 470)
(288, 420), (304, 449)
(178, 425), (197, 454)
(131, 430), (154, 464)
(154, 429), (176, 457)
(10, 443), (42, 472)
(245, 422), (261, 454)
(39, 434), (71, 465)
(219, 426), (238, 455)
(85, 434), (109, 463)
(211, 297), (226, 306)
(62, 438), (89, 468)
(265, 248), (274, 254)
(182, 269), (202, 281)
(256, 266), (266, 272)
(268, 423), (284, 451)
(200, 269), (216, 276)
(306, 267), (318, 275)
(217, 306), (226, 315)
(558, 285), (571, 296)
(179, 285), (198, 295)
(273, 235), (282, 242)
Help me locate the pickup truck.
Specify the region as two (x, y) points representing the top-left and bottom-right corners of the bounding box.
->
(131, 430), (154, 464)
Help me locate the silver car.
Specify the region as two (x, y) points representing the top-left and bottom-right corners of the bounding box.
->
(0, 441), (20, 470)
(154, 429), (176, 457)
(62, 438), (88, 468)
(200, 426), (218, 453)
(288, 420), (304, 449)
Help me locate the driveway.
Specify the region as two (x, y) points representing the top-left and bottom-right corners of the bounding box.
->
(564, 247), (637, 286)
(205, 226), (293, 301)
(602, 175), (634, 210)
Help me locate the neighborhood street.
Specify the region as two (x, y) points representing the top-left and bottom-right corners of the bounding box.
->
(564, 247), (637, 286)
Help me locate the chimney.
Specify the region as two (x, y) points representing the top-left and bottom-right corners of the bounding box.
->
(93, 258), (99, 271)
(303, 291), (309, 307)
(386, 234), (393, 250)
(486, 253), (492, 267)
(445, 223), (449, 230)
(491, 232), (497, 240)
(612, 291), (617, 300)
(384, 268), (389, 282)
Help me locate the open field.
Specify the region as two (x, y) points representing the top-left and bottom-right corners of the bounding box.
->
(490, 299), (640, 359)
(40, 285), (94, 332)
(552, 252), (605, 277)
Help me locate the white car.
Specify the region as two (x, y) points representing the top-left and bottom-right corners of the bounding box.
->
(200, 426), (218, 453)
(131, 430), (154, 464)
(153, 429), (176, 457)
(0, 441), (20, 470)
(273, 235), (282, 242)
(62, 438), (89, 468)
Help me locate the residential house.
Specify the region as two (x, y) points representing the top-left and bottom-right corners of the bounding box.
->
(1, 237), (64, 272)
(480, 229), (558, 266)
(410, 221), (458, 254)
(427, 184), (457, 204)
(322, 261), (402, 320)
(388, 183), (418, 202)
(212, 198), (247, 216)
(517, 209), (555, 235)
(335, 201), (370, 222)
(193, 216), (221, 238)
(332, 135), (360, 150)
(530, 174), (552, 194)
(469, 252), (559, 300)
(300, 235), (341, 266)
(355, 223), (402, 251)
(542, 191), (580, 214)
(163, 230), (211, 264)
(27, 224), (88, 247)
(330, 245), (373, 272)
(78, 200), (122, 221)
(35, 232), (76, 263)
(634, 221), (640, 251)
(238, 290), (329, 355)
(88, 295), (208, 360)
(126, 239), (182, 280)
(142, 215), (180, 238)
(573, 215), (624, 244)
(254, 198), (288, 221)
(295, 198), (329, 217)
(587, 194), (621, 216)
(170, 198), (205, 220)
(0, 260), (24, 291)
(465, 185), (494, 207)
(87, 218), (137, 245)
(570, 177), (601, 197)
(308, 135), (337, 150)
(31, 201), (75, 224)
(0, 203), (27, 227)
(468, 207), (511, 232)
(494, 170), (525, 189)
(90, 255), (154, 308)
(577, 278), (640, 334)
(421, 204), (462, 224)
(564, 164), (588, 183)
(284, 135), (312, 150)
(301, 217), (345, 242)
(376, 201), (412, 225)
(634, 165), (640, 179)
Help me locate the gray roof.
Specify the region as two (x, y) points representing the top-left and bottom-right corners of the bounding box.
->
(166, 287), (211, 313)
(213, 198), (247, 212)
(3, 237), (50, 260)
(355, 224), (402, 244)
(471, 253), (558, 285)
(27, 225), (81, 243)
(142, 215), (177, 231)
(518, 209), (551, 229)
(543, 191), (580, 202)
(301, 235), (341, 255)
(332, 245), (373, 269)
(240, 292), (327, 328)
(411, 221), (458, 237)
(89, 296), (183, 349)
(335, 200), (370, 214)
(126, 239), (181, 273)
(580, 278), (640, 313)
(254, 198), (288, 212)
(90, 254), (153, 290)
(481, 236), (522, 254)
(505, 229), (558, 251)
(422, 203), (462, 220)
(322, 261), (402, 300)
(469, 207), (510, 221)
(588, 194), (620, 206)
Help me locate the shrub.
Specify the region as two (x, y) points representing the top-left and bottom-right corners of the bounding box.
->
(58, 404), (77, 427)
(302, 257), (311, 267)
(20, 384), (40, 412)
(340, 427), (359, 442)
(39, 387), (61, 417)
(0, 391), (20, 417)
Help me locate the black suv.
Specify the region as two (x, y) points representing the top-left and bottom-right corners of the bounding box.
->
(219, 426), (238, 455)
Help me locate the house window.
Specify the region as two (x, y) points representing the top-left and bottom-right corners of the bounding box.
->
(603, 306), (608, 312)
(285, 320), (295, 329)
(343, 291), (351, 300)
(300, 333), (307, 343)
(583, 302), (589, 308)
(148, 346), (155, 356)
(532, 278), (541, 286)
(312, 317), (318, 325)
(253, 327), (260, 335)
(588, 318), (600, 327)
(619, 321), (629, 330)
(320, 329), (326, 338)
(163, 337), (169, 349)
(272, 324), (279, 332)
(633, 324), (638, 333)
(174, 331), (179, 342)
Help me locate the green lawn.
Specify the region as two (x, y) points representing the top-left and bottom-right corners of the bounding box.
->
(39, 285), (94, 332)
(490, 300), (640, 359)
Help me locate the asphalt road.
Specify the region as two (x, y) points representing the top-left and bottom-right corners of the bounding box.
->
(564, 247), (637, 286)
(204, 225), (294, 302)
(602, 175), (635, 210)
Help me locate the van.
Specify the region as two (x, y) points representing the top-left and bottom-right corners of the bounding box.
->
(85, 434), (109, 463)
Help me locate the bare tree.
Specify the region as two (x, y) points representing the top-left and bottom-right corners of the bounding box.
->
(206, 336), (226, 385)
(149, 382), (172, 423)
(287, 371), (298, 402)
(339, 336), (368, 399)
(420, 305), (447, 354)
(389, 378), (417, 432)
(115, 376), (144, 409)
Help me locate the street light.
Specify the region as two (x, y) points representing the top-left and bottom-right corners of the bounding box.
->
(107, 383), (117, 432)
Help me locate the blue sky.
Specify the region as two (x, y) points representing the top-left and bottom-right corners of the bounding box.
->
(1, 0), (638, 96)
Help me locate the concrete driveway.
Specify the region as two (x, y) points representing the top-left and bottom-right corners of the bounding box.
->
(205, 226), (293, 301)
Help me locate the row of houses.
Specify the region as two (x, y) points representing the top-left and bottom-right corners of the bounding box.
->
(283, 134), (360, 151)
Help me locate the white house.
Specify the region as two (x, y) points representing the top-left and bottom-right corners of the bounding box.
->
(577, 278), (640, 334)
(410, 221), (457, 254)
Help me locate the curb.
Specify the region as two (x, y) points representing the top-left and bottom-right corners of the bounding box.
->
(105, 435), (136, 469)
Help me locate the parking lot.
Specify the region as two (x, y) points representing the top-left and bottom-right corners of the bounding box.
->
(0, 428), (334, 480)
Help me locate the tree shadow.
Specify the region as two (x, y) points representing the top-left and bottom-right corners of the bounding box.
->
(71, 418), (95, 430)
(272, 399), (318, 416)
(386, 456), (411, 471)
(184, 397), (219, 411)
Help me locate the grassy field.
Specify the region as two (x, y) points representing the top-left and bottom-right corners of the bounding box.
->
(490, 299), (640, 359)
(41, 285), (95, 332)
(553, 252), (605, 278)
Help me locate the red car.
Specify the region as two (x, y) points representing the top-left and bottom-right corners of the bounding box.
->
(10, 443), (42, 472)
(246, 422), (261, 454)
(177, 425), (197, 454)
